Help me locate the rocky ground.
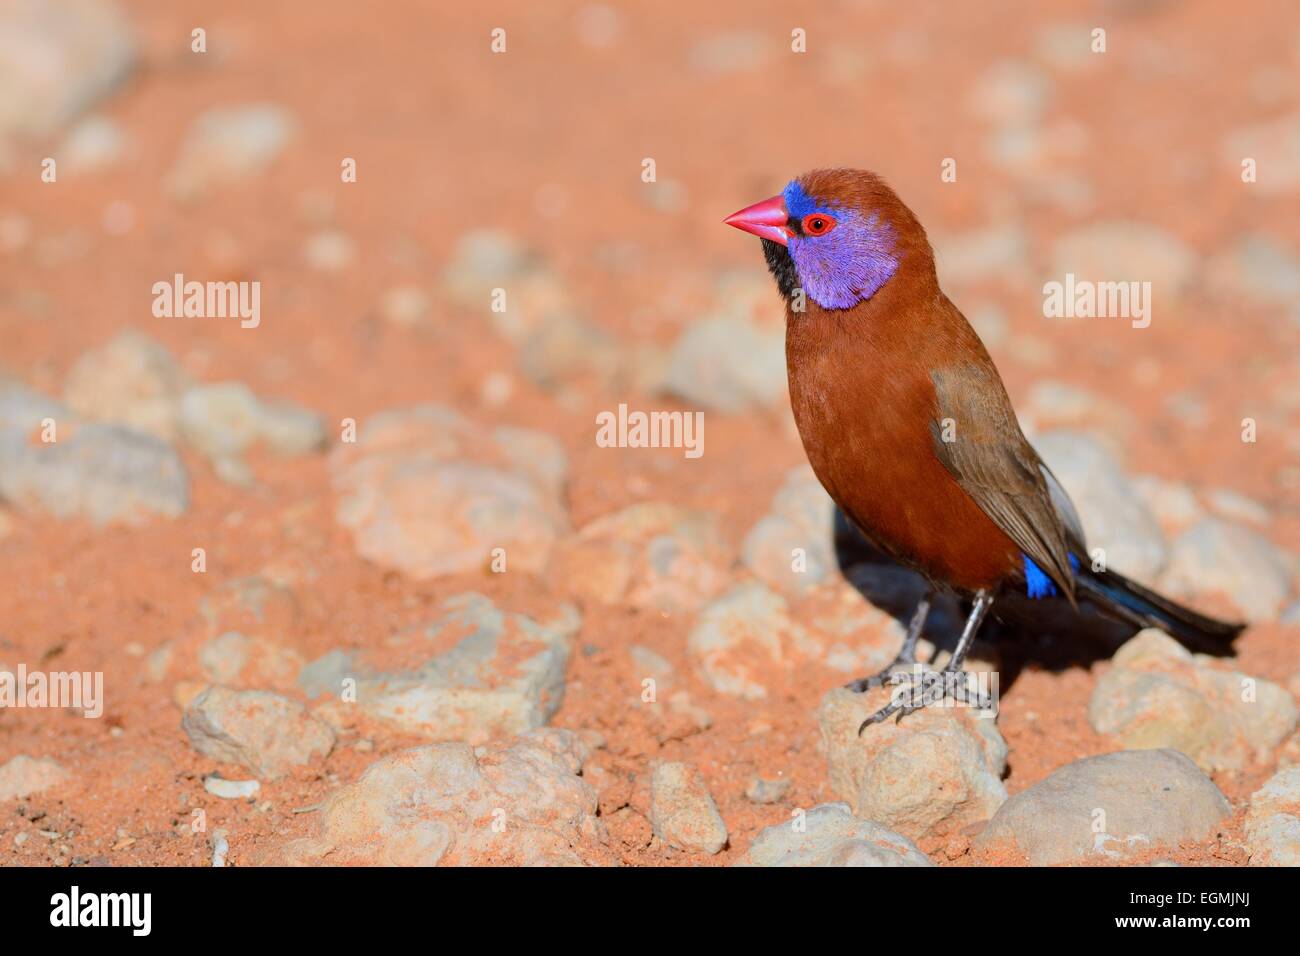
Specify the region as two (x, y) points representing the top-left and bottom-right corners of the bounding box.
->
(0, 0), (1298, 867)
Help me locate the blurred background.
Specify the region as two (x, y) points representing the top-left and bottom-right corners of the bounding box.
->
(0, 0), (1298, 867)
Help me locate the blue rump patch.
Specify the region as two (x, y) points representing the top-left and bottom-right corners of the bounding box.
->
(1022, 552), (1080, 599)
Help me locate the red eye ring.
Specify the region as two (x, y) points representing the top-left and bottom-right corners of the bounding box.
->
(801, 213), (836, 236)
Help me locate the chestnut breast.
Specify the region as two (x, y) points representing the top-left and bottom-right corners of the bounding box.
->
(785, 301), (1021, 592)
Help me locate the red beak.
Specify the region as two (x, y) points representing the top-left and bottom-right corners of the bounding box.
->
(724, 194), (791, 246)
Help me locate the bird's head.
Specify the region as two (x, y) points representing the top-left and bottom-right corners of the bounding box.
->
(724, 168), (931, 310)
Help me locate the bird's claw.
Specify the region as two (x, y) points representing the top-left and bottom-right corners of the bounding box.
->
(843, 657), (916, 694)
(856, 699), (905, 731)
(855, 666), (996, 734)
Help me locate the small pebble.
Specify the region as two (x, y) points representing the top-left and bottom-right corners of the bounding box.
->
(745, 776), (792, 804)
(203, 776), (261, 800)
(211, 829), (229, 867)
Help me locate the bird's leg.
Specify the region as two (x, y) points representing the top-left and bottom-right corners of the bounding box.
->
(843, 589), (935, 693)
(939, 589), (992, 674)
(858, 589), (995, 732)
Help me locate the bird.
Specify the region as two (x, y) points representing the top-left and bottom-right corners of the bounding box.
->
(724, 167), (1243, 731)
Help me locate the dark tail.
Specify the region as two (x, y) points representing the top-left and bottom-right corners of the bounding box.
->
(1075, 567), (1245, 651)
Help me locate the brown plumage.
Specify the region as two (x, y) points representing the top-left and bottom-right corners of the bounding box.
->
(782, 169), (1073, 597)
(725, 167), (1242, 725)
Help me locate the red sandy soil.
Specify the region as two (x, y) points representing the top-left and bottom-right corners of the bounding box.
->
(0, 0), (1297, 866)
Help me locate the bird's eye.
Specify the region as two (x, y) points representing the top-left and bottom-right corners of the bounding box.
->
(801, 213), (836, 236)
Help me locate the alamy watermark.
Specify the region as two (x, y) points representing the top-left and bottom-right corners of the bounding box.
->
(596, 403), (704, 459)
(0, 664), (103, 718)
(50, 886), (150, 936)
(1042, 273), (1151, 329)
(152, 273), (260, 328)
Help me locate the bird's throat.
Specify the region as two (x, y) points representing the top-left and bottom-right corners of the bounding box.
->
(761, 238), (800, 302)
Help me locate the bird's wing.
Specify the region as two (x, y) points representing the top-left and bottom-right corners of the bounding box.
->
(928, 362), (1077, 601)
(1040, 461), (1087, 552)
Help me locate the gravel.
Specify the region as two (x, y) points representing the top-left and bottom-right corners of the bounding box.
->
(649, 761), (728, 855)
(271, 729), (604, 866)
(1244, 767), (1300, 866)
(975, 749), (1231, 865)
(0, 0), (135, 138)
(0, 411), (189, 525)
(1088, 629), (1297, 771)
(0, 755), (70, 800)
(549, 502), (731, 613)
(331, 404), (569, 578)
(182, 686), (336, 781)
(300, 592), (578, 744)
(1159, 518), (1292, 621)
(818, 686), (1008, 841)
(735, 803), (932, 867)
(742, 465), (838, 597)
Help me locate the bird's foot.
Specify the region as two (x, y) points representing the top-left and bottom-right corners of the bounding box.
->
(856, 665), (997, 733)
(843, 655), (917, 694)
